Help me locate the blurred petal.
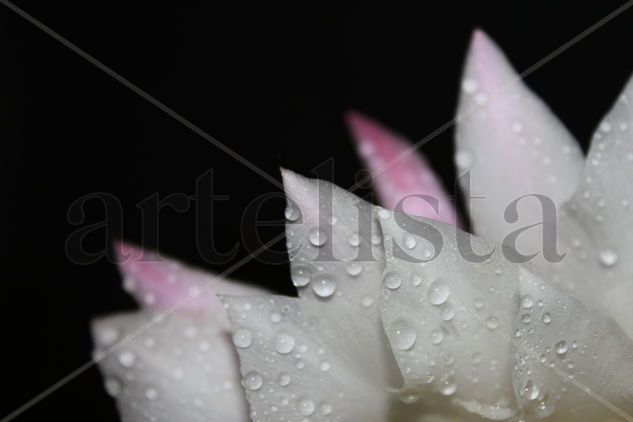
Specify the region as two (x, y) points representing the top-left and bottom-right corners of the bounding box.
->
(221, 170), (402, 421)
(547, 74), (633, 339)
(510, 268), (633, 421)
(92, 312), (249, 421)
(455, 30), (583, 252)
(346, 111), (459, 225)
(377, 210), (518, 419)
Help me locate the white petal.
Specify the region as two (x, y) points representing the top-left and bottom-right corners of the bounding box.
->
(220, 170), (401, 421)
(456, 30), (583, 253)
(544, 74), (633, 338)
(92, 311), (249, 421)
(510, 268), (633, 421)
(377, 211), (519, 419)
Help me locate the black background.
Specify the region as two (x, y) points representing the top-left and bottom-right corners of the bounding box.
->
(2, 2), (633, 420)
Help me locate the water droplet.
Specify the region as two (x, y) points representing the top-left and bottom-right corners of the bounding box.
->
(269, 311), (282, 324)
(440, 378), (457, 395)
(145, 387), (159, 400)
(97, 327), (119, 347)
(411, 273), (422, 287)
(392, 320), (417, 350)
(104, 377), (122, 397)
(474, 297), (484, 309)
(486, 316), (499, 330)
(308, 228), (327, 246)
(278, 373), (291, 386)
(522, 380), (539, 400)
(403, 235), (417, 249)
(319, 401), (333, 416)
(312, 274), (337, 298)
(285, 204), (300, 222)
(291, 265), (311, 287)
(521, 314), (531, 324)
(399, 392), (421, 404)
(430, 328), (445, 345)
(428, 279), (450, 305)
(441, 304), (455, 321)
(555, 340), (568, 355)
(274, 332), (295, 354)
(511, 121), (524, 133)
(348, 233), (361, 246)
(462, 78), (478, 94)
(243, 371), (263, 390)
(521, 295), (534, 309)
(384, 272), (402, 290)
(117, 351), (136, 368)
(378, 208), (391, 220)
(541, 312), (552, 324)
(233, 328), (253, 349)
(296, 397), (316, 416)
(346, 263), (362, 277)
(599, 248), (619, 267)
(361, 295), (374, 307)
(455, 150), (473, 168)
(319, 361), (331, 371)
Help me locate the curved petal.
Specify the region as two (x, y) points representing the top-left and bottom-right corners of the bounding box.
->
(547, 74), (633, 339)
(221, 170), (402, 421)
(92, 311), (249, 421)
(377, 209), (519, 419)
(455, 30), (583, 253)
(346, 111), (459, 225)
(510, 268), (633, 421)
(93, 246), (264, 421)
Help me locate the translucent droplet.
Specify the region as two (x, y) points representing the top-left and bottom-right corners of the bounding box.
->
(285, 204), (300, 222)
(430, 328), (445, 345)
(403, 235), (417, 249)
(232, 328), (253, 349)
(555, 340), (568, 355)
(392, 320), (417, 350)
(348, 233), (361, 247)
(346, 263), (362, 277)
(428, 279), (450, 305)
(296, 397), (316, 416)
(399, 392), (421, 404)
(104, 377), (122, 397)
(243, 371), (263, 390)
(274, 332), (296, 354)
(378, 208), (391, 220)
(291, 265), (311, 287)
(319, 361), (331, 371)
(521, 314), (531, 324)
(117, 351), (136, 368)
(599, 248), (619, 267)
(411, 273), (422, 287)
(145, 387), (159, 400)
(269, 311), (282, 324)
(455, 150), (473, 169)
(462, 78), (478, 94)
(384, 272), (402, 290)
(440, 378), (457, 395)
(278, 373), (291, 386)
(441, 304), (455, 321)
(308, 228), (327, 246)
(312, 274), (337, 298)
(521, 295), (534, 309)
(541, 312), (552, 324)
(486, 316), (499, 330)
(361, 295), (374, 307)
(319, 401), (333, 416)
(474, 297), (484, 309)
(522, 380), (539, 400)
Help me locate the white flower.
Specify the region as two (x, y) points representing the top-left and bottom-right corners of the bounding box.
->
(93, 30), (633, 421)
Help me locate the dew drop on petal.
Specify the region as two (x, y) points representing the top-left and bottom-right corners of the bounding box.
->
(104, 377), (122, 397)
(599, 248), (619, 267)
(312, 274), (337, 298)
(555, 340), (568, 355)
(308, 228), (327, 246)
(232, 328), (253, 349)
(274, 332), (296, 354)
(145, 387), (159, 401)
(361, 295), (374, 307)
(440, 377), (457, 395)
(428, 279), (450, 305)
(291, 265), (311, 287)
(403, 235), (417, 250)
(521, 295), (534, 309)
(285, 204), (300, 222)
(117, 351), (136, 368)
(243, 371), (263, 391)
(278, 373), (291, 386)
(399, 392), (421, 404)
(441, 304), (455, 321)
(319, 401), (333, 416)
(522, 380), (539, 401)
(346, 263), (362, 277)
(455, 150), (474, 169)
(296, 397), (316, 416)
(384, 272), (402, 290)
(430, 328), (445, 345)
(541, 312), (552, 324)
(392, 320), (417, 350)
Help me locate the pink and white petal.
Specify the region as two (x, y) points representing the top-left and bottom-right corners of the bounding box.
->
(455, 30), (583, 253)
(548, 74), (633, 338)
(114, 240), (262, 326)
(219, 171), (401, 421)
(92, 311), (250, 422)
(510, 268), (633, 421)
(346, 111), (459, 225)
(377, 210), (519, 419)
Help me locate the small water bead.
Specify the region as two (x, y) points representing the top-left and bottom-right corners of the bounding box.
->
(512, 121), (524, 133)
(486, 317), (499, 330)
(378, 208), (391, 220)
(441, 304), (455, 321)
(232, 328), (253, 349)
(535, 399), (556, 418)
(361, 296), (374, 307)
(291, 266), (311, 287)
(411, 273), (422, 287)
(555, 341), (568, 355)
(104, 377), (122, 397)
(403, 235), (417, 249)
(278, 373), (291, 386)
(522, 380), (539, 401)
(274, 332), (296, 354)
(440, 378), (457, 396)
(541, 313), (552, 324)
(284, 204), (300, 222)
(312, 274), (337, 298)
(474, 297), (484, 309)
(269, 311), (282, 324)
(392, 320), (417, 350)
(399, 392), (421, 404)
(117, 351), (136, 368)
(97, 327), (120, 347)
(371, 233), (382, 245)
(455, 150), (474, 169)
(384, 272), (403, 290)
(462, 78), (479, 94)
(319, 361), (331, 372)
(521, 295), (534, 309)
(328, 215), (338, 225)
(319, 401), (333, 416)
(346, 263), (362, 277)
(297, 398), (316, 416)
(521, 314), (531, 324)
(430, 328), (445, 345)
(348, 233), (361, 247)
(599, 248), (619, 267)
(243, 371), (263, 391)
(428, 279), (450, 305)
(309, 228), (327, 246)
(145, 388), (159, 401)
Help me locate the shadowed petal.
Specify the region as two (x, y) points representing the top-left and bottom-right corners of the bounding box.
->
(346, 111), (459, 225)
